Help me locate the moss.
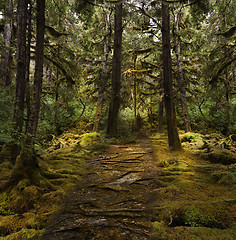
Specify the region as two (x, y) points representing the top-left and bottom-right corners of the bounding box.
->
(0, 193), (13, 216)
(184, 207), (221, 228)
(0, 228), (40, 240)
(152, 221), (167, 239)
(212, 166), (236, 185)
(180, 132), (204, 143)
(151, 131), (236, 239)
(152, 224), (236, 240)
(24, 213), (47, 229)
(78, 132), (107, 151)
(11, 147), (43, 185)
(199, 148), (236, 165)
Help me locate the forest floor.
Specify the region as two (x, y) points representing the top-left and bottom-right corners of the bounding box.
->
(0, 131), (236, 239)
(38, 135), (158, 239)
(150, 132), (236, 239)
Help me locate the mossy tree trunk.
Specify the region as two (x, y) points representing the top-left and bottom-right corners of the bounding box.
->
(162, 3), (182, 150)
(11, 0), (45, 185)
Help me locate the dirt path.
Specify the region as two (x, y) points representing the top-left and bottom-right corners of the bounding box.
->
(39, 137), (159, 240)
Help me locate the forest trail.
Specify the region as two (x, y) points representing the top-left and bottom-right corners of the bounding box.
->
(39, 136), (159, 240)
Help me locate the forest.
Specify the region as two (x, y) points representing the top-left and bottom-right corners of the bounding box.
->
(0, 0), (236, 239)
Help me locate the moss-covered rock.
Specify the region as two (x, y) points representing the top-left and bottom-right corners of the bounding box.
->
(180, 132), (205, 150)
(199, 148), (236, 165)
(78, 132), (107, 151)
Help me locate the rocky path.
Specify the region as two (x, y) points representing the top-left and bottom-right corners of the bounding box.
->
(40, 137), (159, 240)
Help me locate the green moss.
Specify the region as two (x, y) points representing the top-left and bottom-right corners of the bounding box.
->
(78, 132), (107, 151)
(0, 193), (13, 216)
(199, 148), (236, 165)
(180, 132), (203, 143)
(212, 166), (236, 185)
(0, 228), (40, 240)
(184, 207), (221, 228)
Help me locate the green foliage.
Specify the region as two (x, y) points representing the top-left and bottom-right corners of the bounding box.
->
(184, 207), (218, 228)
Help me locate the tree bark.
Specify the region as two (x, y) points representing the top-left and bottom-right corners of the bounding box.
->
(107, 3), (123, 136)
(175, 28), (191, 132)
(29, 0), (45, 136)
(14, 0), (28, 136)
(224, 73), (230, 135)
(25, 1), (33, 134)
(158, 80), (164, 133)
(93, 11), (111, 132)
(0, 0), (14, 87)
(162, 3), (182, 150)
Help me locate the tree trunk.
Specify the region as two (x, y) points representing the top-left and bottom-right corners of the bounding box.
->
(29, 0), (45, 136)
(158, 80), (164, 133)
(54, 76), (59, 134)
(93, 11), (111, 132)
(107, 3), (123, 136)
(133, 55), (138, 130)
(14, 0), (28, 136)
(0, 0), (14, 87)
(162, 3), (181, 150)
(11, 0), (45, 184)
(224, 73), (230, 135)
(25, 2), (33, 134)
(175, 34), (191, 132)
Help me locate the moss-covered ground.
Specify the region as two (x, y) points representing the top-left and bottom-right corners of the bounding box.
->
(150, 132), (236, 240)
(0, 132), (107, 240)
(0, 130), (235, 239)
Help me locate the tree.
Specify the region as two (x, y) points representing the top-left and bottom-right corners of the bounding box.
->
(107, 3), (123, 136)
(174, 10), (191, 132)
(0, 0), (14, 87)
(10, 0), (45, 184)
(93, 7), (111, 132)
(29, 0), (46, 136)
(162, 2), (181, 150)
(14, 0), (27, 138)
